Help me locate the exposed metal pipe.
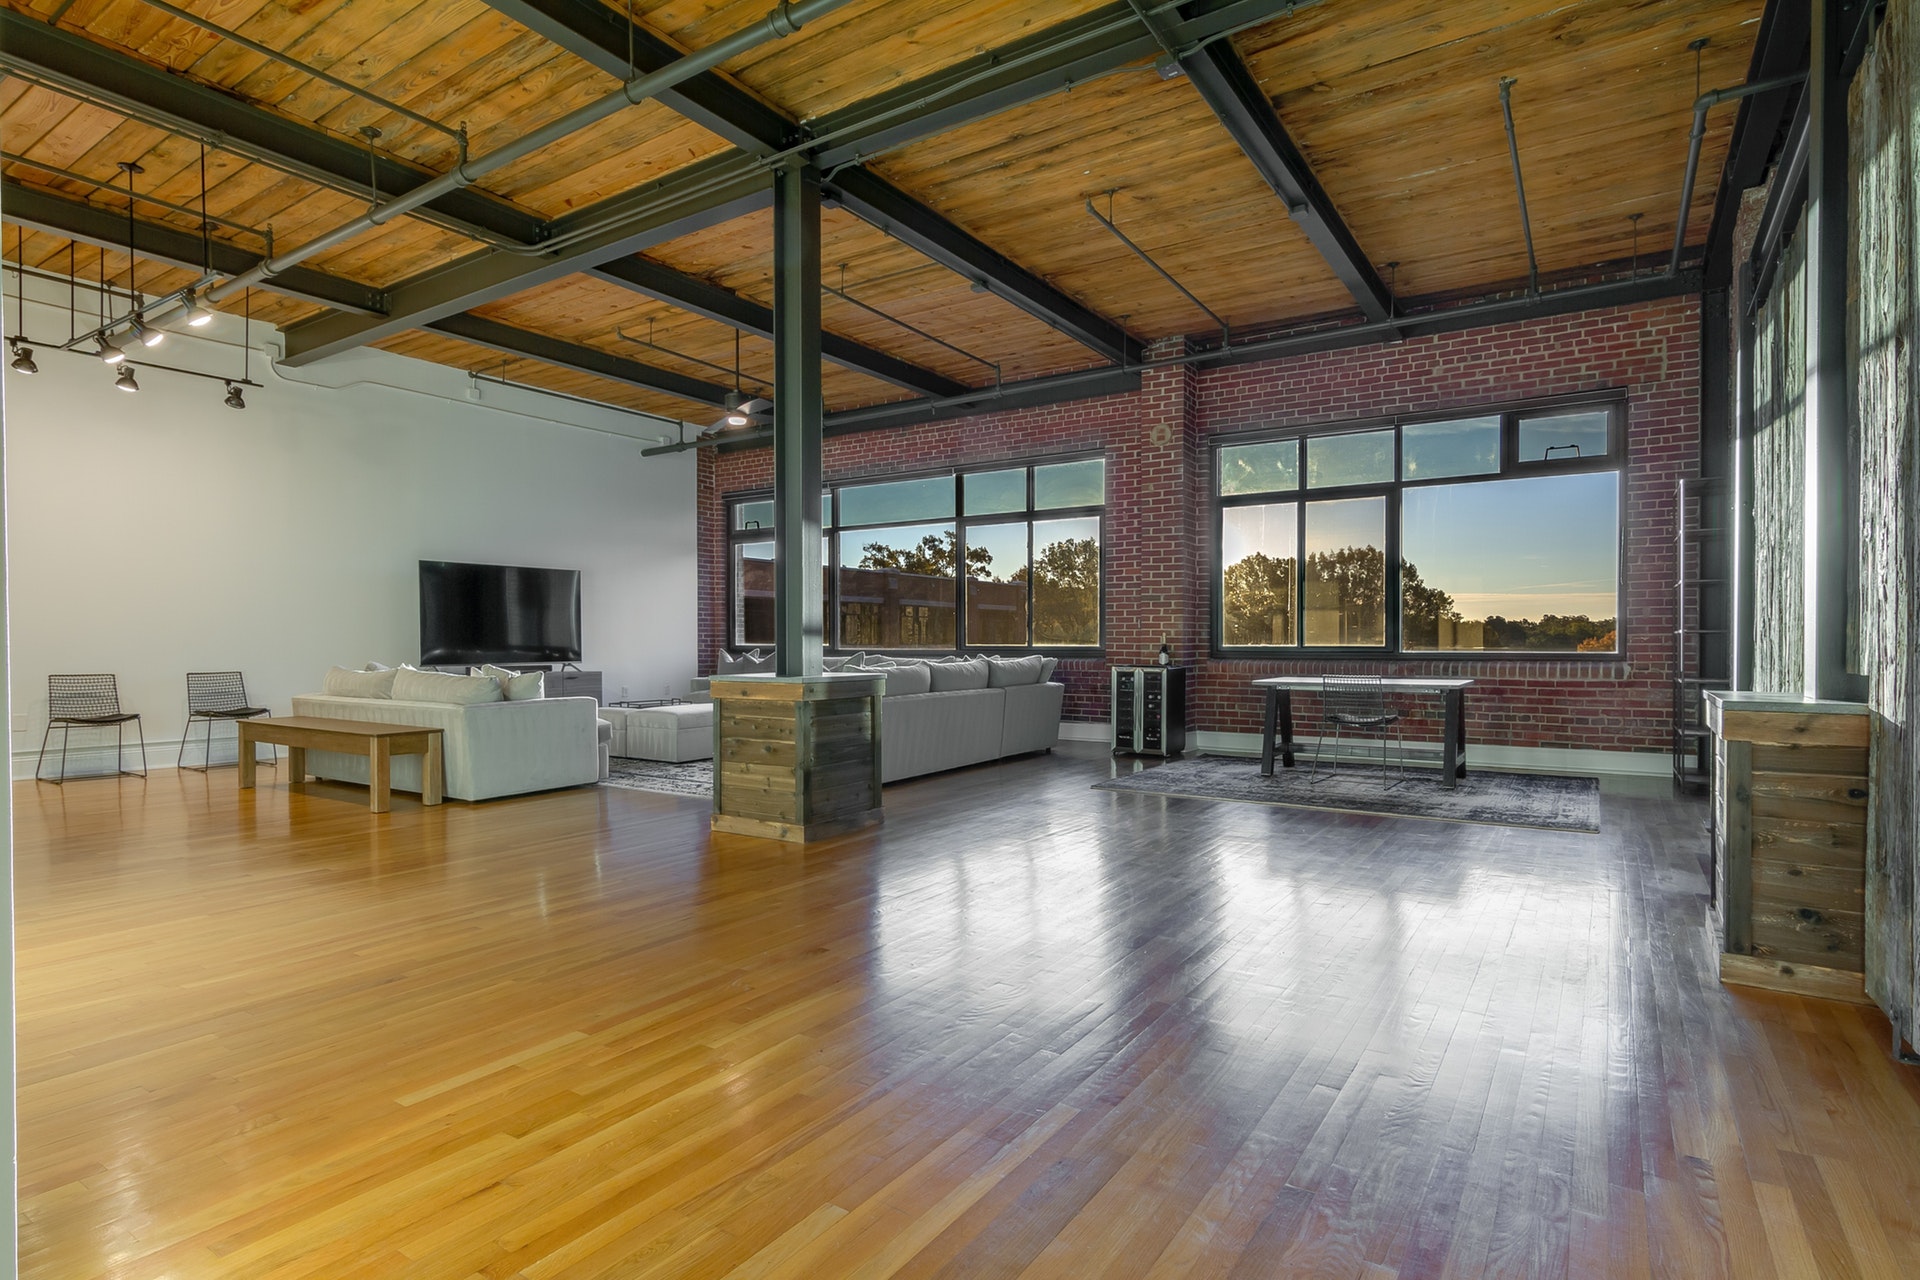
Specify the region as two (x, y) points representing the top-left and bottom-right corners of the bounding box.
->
(183, 0), (853, 315)
(1668, 71), (1808, 273)
(821, 281), (999, 377)
(0, 150), (266, 241)
(1085, 197), (1229, 343)
(1497, 77), (1539, 296)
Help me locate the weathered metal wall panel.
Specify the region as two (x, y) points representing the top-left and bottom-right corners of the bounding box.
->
(1851, 0), (1920, 1043)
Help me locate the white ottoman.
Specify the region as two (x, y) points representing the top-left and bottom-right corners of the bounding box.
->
(607, 703), (713, 762)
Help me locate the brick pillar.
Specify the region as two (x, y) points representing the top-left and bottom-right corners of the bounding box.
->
(1105, 337), (1203, 669)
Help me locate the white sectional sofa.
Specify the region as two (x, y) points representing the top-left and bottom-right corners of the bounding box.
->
(292, 665), (604, 801)
(703, 651), (1065, 784)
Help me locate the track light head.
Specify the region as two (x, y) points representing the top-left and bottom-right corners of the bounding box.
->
(131, 316), (165, 348)
(185, 297), (213, 328)
(98, 337), (126, 364)
(224, 382), (246, 410)
(8, 340), (38, 375)
(114, 364), (139, 393)
(725, 411), (750, 427)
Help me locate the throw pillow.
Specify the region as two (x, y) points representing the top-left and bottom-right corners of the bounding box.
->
(477, 664), (545, 700)
(362, 661), (392, 672)
(1038, 657), (1059, 681)
(927, 656), (990, 692)
(879, 661), (932, 697)
(986, 655), (1046, 687)
(393, 666), (504, 706)
(324, 665), (398, 698)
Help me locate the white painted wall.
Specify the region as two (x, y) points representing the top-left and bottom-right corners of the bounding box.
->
(3, 285), (698, 775)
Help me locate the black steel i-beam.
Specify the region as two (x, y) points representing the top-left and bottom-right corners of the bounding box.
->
(427, 312), (730, 405)
(772, 162), (825, 678)
(1802, 0), (1865, 701)
(1701, 0), (1811, 290)
(588, 257), (969, 397)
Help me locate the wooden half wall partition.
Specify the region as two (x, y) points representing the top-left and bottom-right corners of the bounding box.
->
(1708, 692), (1872, 1004)
(711, 674), (884, 843)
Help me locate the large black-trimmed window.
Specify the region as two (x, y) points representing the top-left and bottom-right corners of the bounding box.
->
(727, 456), (1104, 653)
(1215, 398), (1624, 655)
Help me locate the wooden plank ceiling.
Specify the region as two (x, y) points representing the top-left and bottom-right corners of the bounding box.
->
(0, 0), (1765, 426)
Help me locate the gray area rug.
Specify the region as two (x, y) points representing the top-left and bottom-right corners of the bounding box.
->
(1093, 755), (1601, 832)
(603, 757), (713, 798)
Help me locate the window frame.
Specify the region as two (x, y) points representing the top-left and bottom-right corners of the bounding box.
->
(725, 451), (1108, 657)
(1211, 391), (1628, 660)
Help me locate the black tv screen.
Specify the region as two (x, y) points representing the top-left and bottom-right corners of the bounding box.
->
(419, 560), (582, 665)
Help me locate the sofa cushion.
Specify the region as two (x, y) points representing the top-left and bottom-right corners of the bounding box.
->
(393, 666), (504, 705)
(476, 664), (545, 700)
(718, 648), (777, 675)
(928, 657), (990, 692)
(824, 651), (869, 671)
(324, 665), (398, 698)
(1038, 657), (1059, 681)
(987, 655), (1046, 687)
(878, 662), (932, 697)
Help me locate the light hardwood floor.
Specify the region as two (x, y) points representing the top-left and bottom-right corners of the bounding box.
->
(14, 747), (1920, 1278)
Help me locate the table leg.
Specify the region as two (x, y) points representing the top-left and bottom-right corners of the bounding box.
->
(368, 738), (391, 814)
(422, 733), (444, 806)
(1278, 691), (1297, 768)
(1442, 688), (1466, 788)
(238, 724), (256, 790)
(1260, 688), (1279, 776)
(288, 746), (306, 784)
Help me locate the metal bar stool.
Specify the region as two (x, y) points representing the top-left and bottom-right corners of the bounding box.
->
(38, 674), (147, 784)
(1311, 674), (1406, 786)
(179, 671), (273, 771)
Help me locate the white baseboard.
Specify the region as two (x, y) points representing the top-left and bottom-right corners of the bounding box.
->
(12, 732), (278, 781)
(1059, 722), (1669, 779)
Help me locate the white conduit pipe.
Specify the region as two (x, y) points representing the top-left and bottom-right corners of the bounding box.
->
(144, 0), (854, 324)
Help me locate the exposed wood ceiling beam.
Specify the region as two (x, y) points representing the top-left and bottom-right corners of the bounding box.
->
(0, 11), (544, 248)
(588, 258), (970, 398)
(2, 178), (386, 315)
(428, 312), (729, 406)
(1132, 3), (1393, 322)
(281, 157), (772, 365)
(475, 0), (1145, 363)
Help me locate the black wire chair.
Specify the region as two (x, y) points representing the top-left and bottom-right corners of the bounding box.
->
(37, 674), (146, 784)
(179, 671), (273, 771)
(1310, 674), (1406, 786)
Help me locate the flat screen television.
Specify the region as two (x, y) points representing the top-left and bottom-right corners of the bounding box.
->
(419, 560), (582, 666)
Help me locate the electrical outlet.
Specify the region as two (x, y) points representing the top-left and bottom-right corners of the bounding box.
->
(663, 682), (672, 698)
(620, 685), (629, 699)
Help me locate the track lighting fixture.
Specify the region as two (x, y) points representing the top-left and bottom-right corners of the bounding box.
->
(224, 381), (246, 410)
(131, 316), (165, 348)
(8, 339), (37, 375)
(98, 336), (126, 364)
(114, 364), (139, 393)
(722, 388), (750, 427)
(184, 296), (212, 328)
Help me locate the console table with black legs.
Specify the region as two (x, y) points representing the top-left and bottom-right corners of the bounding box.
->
(1253, 676), (1476, 788)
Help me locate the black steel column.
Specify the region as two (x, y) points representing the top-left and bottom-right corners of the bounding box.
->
(1803, 0), (1865, 701)
(772, 160), (824, 678)
(1733, 274), (1758, 692)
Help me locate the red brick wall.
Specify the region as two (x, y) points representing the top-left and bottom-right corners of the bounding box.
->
(699, 296), (1700, 755)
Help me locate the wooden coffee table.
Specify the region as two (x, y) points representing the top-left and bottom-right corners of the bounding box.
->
(238, 716), (445, 813)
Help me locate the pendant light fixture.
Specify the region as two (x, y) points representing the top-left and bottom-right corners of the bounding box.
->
(184, 144), (214, 327)
(223, 381), (245, 409)
(117, 160), (162, 350)
(114, 364), (139, 393)
(8, 228), (37, 374)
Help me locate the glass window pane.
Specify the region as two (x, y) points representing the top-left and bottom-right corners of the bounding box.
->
(1401, 416), (1500, 481)
(1307, 429), (1394, 488)
(733, 541), (774, 647)
(1220, 504), (1297, 646)
(965, 522), (1029, 645)
(1518, 409), (1611, 463)
(1219, 439), (1299, 495)
(835, 522), (957, 649)
(837, 475), (954, 527)
(1033, 458), (1104, 509)
(1303, 498), (1387, 646)
(1031, 517), (1101, 646)
(1400, 473), (1619, 652)
(733, 500), (773, 532)
(964, 468), (1027, 516)
(822, 492), (833, 526)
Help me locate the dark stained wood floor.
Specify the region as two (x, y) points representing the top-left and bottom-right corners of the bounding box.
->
(13, 746), (1920, 1278)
